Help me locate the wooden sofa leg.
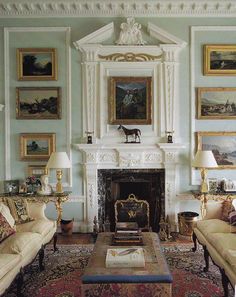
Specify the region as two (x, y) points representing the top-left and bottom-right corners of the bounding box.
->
(53, 233), (58, 252)
(16, 268), (24, 297)
(219, 268), (229, 297)
(39, 246), (45, 271)
(203, 246), (209, 272)
(192, 232), (197, 252)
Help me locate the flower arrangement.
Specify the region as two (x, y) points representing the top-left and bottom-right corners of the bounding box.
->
(25, 176), (41, 193)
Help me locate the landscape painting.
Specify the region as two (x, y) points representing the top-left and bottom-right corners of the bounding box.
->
(197, 132), (236, 168)
(16, 87), (61, 119)
(197, 87), (236, 119)
(17, 48), (57, 80)
(204, 45), (236, 75)
(20, 133), (55, 161)
(109, 76), (152, 125)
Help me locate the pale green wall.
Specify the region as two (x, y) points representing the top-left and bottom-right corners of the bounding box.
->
(0, 17), (236, 221)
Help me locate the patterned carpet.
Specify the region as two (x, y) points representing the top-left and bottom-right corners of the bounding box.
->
(3, 244), (234, 297)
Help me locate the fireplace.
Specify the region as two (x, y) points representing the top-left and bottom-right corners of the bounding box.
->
(75, 143), (185, 232)
(98, 169), (165, 232)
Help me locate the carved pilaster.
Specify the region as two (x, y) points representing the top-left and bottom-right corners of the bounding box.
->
(82, 62), (97, 138)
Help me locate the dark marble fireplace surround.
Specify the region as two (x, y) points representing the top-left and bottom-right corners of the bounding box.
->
(97, 169), (165, 232)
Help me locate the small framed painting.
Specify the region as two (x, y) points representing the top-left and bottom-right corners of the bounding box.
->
(16, 87), (61, 119)
(28, 165), (47, 177)
(20, 133), (56, 161)
(17, 48), (57, 80)
(109, 76), (152, 125)
(197, 131), (236, 168)
(197, 87), (236, 119)
(204, 45), (236, 75)
(3, 180), (19, 194)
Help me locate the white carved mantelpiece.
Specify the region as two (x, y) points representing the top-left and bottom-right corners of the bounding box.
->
(74, 143), (185, 232)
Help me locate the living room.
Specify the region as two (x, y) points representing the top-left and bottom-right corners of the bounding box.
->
(0, 0), (236, 296)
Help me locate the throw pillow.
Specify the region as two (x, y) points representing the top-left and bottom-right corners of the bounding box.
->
(7, 198), (33, 224)
(0, 212), (15, 243)
(221, 200), (234, 222)
(0, 202), (15, 228)
(229, 211), (236, 227)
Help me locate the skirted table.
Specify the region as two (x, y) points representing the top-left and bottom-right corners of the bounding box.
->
(82, 232), (172, 297)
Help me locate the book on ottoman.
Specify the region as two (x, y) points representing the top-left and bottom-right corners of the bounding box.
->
(105, 247), (145, 268)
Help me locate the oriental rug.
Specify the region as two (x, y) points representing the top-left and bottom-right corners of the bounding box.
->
(3, 244), (234, 297)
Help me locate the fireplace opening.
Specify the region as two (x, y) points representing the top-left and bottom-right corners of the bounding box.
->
(98, 169), (165, 232)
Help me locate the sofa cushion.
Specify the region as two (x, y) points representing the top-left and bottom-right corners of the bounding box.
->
(207, 233), (236, 263)
(0, 213), (15, 243)
(7, 198), (34, 224)
(221, 200), (234, 222)
(0, 232), (42, 256)
(0, 202), (15, 228)
(196, 219), (236, 235)
(0, 254), (21, 280)
(16, 219), (56, 237)
(229, 211), (236, 227)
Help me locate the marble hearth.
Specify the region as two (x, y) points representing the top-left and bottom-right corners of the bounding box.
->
(75, 143), (185, 232)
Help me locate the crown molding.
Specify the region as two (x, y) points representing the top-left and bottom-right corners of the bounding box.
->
(0, 1), (236, 18)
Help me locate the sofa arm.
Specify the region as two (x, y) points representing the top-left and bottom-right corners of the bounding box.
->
(27, 201), (47, 220)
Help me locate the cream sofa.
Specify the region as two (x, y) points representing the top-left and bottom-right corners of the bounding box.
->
(0, 200), (57, 296)
(192, 200), (236, 297)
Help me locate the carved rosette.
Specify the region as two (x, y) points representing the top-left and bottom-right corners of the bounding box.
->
(165, 152), (177, 163)
(86, 152), (96, 163)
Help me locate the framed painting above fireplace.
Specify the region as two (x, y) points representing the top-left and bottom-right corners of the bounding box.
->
(108, 76), (152, 125)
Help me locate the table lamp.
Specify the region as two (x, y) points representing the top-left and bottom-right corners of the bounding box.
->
(192, 150), (218, 193)
(46, 152), (71, 193)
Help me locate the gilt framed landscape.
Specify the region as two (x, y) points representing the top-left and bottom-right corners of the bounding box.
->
(17, 48), (57, 80)
(197, 131), (236, 168)
(204, 45), (236, 75)
(20, 133), (55, 161)
(109, 76), (152, 125)
(197, 87), (236, 119)
(16, 87), (61, 119)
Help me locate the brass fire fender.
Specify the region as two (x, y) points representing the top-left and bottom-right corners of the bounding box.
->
(114, 193), (150, 229)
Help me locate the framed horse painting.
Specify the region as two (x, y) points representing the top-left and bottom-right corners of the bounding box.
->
(109, 76), (152, 125)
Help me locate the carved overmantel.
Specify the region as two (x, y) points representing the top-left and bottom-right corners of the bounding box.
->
(73, 19), (186, 232)
(74, 19), (187, 144)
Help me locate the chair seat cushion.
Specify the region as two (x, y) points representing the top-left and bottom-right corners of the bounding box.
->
(0, 254), (21, 280)
(0, 232), (42, 256)
(16, 219), (56, 237)
(224, 249), (236, 274)
(196, 219), (236, 235)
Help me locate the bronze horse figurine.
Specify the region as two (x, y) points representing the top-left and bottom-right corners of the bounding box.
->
(118, 125), (141, 143)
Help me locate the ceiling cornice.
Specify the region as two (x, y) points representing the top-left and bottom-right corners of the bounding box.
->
(0, 1), (236, 18)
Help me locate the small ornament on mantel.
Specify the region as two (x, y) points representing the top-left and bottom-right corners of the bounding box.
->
(85, 131), (94, 144)
(166, 131), (174, 143)
(116, 17), (147, 45)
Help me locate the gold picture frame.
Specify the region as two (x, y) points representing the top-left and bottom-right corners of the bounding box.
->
(16, 87), (61, 119)
(204, 45), (236, 76)
(28, 165), (48, 177)
(109, 76), (152, 125)
(17, 48), (57, 81)
(197, 87), (236, 119)
(20, 133), (56, 161)
(196, 131), (236, 168)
